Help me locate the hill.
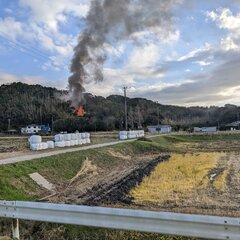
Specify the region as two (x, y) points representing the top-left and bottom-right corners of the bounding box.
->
(0, 82), (239, 132)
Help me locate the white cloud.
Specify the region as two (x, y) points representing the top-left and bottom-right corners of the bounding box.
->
(19, 0), (89, 31)
(207, 8), (240, 51)
(177, 43), (211, 62)
(194, 60), (212, 66)
(85, 42), (168, 97)
(85, 67), (169, 98)
(0, 17), (23, 40)
(0, 71), (67, 89)
(137, 56), (240, 106)
(207, 8), (240, 31)
(128, 44), (160, 69)
(0, 1), (89, 72)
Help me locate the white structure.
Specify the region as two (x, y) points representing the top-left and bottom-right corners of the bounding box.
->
(54, 132), (91, 148)
(147, 125), (172, 134)
(21, 125), (41, 134)
(29, 135), (54, 151)
(194, 127), (217, 133)
(119, 130), (144, 140)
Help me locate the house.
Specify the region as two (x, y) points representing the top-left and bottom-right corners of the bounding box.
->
(147, 125), (172, 134)
(194, 126), (217, 133)
(225, 121), (240, 130)
(21, 124), (51, 134)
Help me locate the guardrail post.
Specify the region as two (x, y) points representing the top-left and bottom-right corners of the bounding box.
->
(12, 218), (20, 240)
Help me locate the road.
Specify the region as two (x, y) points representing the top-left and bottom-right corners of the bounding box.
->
(0, 139), (137, 166)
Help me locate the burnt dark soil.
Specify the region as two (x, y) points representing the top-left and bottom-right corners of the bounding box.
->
(64, 155), (170, 206)
(58, 155), (170, 206)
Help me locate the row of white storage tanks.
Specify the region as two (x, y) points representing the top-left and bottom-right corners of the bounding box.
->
(28, 132), (91, 151)
(119, 130), (144, 140)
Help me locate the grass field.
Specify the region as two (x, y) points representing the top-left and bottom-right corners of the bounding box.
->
(1, 133), (240, 201)
(0, 138), (166, 200)
(1, 132), (240, 239)
(0, 136), (199, 240)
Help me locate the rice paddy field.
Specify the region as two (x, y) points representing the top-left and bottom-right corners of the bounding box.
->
(1, 132), (240, 239)
(130, 151), (240, 217)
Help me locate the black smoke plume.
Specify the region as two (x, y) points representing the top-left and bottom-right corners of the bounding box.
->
(68, 0), (181, 107)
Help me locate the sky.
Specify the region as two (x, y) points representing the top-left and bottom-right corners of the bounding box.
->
(0, 0), (240, 106)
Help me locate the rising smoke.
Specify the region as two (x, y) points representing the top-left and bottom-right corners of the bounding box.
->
(68, 0), (181, 107)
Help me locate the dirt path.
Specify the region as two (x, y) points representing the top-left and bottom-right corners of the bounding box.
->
(0, 139), (135, 165)
(0, 135), (164, 166)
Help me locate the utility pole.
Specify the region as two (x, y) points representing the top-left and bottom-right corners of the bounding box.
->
(156, 101), (160, 125)
(8, 118), (11, 130)
(39, 107), (42, 125)
(137, 105), (142, 129)
(237, 112), (240, 130)
(123, 86), (128, 131)
(51, 116), (54, 134)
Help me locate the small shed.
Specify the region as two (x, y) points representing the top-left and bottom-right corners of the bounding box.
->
(147, 125), (172, 134)
(194, 126), (217, 133)
(225, 121), (240, 130)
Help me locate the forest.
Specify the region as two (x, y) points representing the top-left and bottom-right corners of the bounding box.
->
(0, 82), (239, 132)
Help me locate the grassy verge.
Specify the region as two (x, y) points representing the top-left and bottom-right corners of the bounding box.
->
(3, 134), (232, 240)
(1, 132), (240, 200)
(0, 136), (198, 239)
(0, 138), (170, 200)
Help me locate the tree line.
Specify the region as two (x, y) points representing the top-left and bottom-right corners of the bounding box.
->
(0, 82), (239, 132)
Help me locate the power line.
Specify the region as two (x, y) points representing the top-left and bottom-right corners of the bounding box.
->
(0, 32), (66, 69)
(0, 38), (46, 62)
(0, 31), (51, 61)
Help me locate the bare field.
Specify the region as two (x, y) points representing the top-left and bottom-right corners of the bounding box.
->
(175, 140), (240, 151)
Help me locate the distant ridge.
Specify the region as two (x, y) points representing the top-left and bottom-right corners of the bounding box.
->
(0, 82), (239, 131)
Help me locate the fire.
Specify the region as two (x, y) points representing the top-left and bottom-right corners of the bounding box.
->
(76, 105), (85, 117)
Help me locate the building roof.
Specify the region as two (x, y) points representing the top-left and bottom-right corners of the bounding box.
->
(225, 121), (240, 127)
(147, 125), (171, 128)
(194, 126), (217, 129)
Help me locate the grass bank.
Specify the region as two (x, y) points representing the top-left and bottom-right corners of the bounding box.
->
(0, 138), (168, 200)
(1, 132), (240, 200)
(1, 133), (240, 240)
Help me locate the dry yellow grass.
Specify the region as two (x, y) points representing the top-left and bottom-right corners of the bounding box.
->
(213, 170), (227, 191)
(130, 152), (224, 204)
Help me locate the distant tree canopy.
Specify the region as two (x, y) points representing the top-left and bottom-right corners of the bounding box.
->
(0, 82), (240, 132)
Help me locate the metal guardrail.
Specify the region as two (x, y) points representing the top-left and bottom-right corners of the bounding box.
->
(0, 200), (240, 240)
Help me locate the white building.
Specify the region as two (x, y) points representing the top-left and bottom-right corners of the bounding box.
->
(21, 125), (41, 134)
(194, 126), (217, 133)
(147, 125), (172, 134)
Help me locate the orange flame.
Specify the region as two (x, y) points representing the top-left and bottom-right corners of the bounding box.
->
(76, 105), (85, 117)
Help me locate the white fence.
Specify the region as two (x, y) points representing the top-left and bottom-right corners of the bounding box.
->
(0, 200), (240, 239)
